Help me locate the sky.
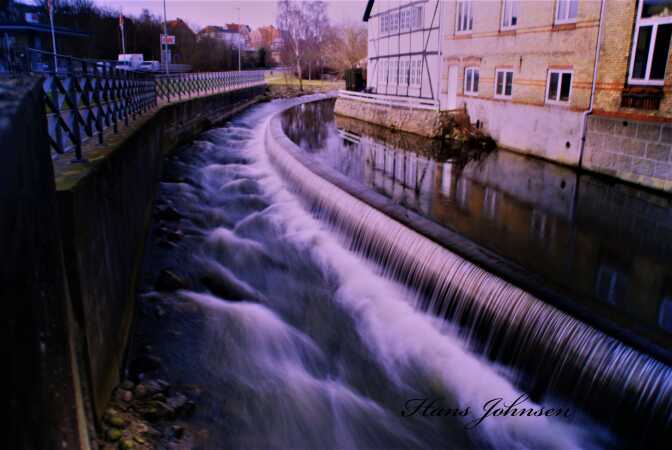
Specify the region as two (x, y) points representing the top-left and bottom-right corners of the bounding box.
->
(93, 0), (367, 30)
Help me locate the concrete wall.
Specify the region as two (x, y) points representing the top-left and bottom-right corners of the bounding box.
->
(584, 115), (672, 193)
(3, 77), (90, 450)
(464, 96), (584, 165)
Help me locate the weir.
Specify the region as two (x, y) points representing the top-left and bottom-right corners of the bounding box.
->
(264, 98), (672, 442)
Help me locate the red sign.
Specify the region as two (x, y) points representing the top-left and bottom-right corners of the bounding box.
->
(160, 35), (176, 45)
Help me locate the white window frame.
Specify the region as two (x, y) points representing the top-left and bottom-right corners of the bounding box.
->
(380, 60), (388, 86)
(410, 60), (419, 86)
(555, 0), (579, 25)
(415, 59), (423, 86)
(414, 6), (424, 29)
(494, 69), (513, 99)
(457, 1), (474, 33)
(390, 60), (398, 85)
(628, 0), (672, 86)
(464, 66), (479, 95)
(545, 69), (573, 104)
(501, 0), (519, 29)
(399, 60), (409, 86)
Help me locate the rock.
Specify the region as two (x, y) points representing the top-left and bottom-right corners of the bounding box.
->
(167, 393), (188, 413)
(133, 400), (175, 421)
(106, 428), (123, 442)
(134, 383), (149, 399)
(114, 388), (133, 404)
(158, 239), (179, 249)
(119, 438), (135, 450)
(155, 269), (189, 292)
(180, 400), (196, 417)
(154, 206), (182, 222)
(129, 355), (162, 379)
(171, 425), (184, 439)
(105, 415), (127, 428)
(166, 229), (184, 243)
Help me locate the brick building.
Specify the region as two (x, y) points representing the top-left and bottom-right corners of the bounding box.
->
(338, 0), (671, 192)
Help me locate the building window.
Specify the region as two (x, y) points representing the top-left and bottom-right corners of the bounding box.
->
(401, 8), (409, 30)
(380, 60), (388, 85)
(555, 0), (578, 24)
(464, 67), (479, 95)
(410, 60), (422, 86)
(390, 60), (398, 85)
(400, 60), (410, 86)
(501, 0), (519, 29)
(546, 70), (572, 103)
(392, 11), (399, 32)
(414, 6), (424, 29)
(457, 1), (473, 32)
(495, 69), (513, 98)
(629, 0), (672, 85)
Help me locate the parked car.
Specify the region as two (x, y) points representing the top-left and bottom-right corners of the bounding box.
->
(136, 61), (160, 72)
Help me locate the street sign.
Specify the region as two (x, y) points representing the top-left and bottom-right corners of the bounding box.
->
(160, 34), (176, 45)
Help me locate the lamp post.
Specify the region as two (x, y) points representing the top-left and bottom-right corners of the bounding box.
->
(163, 0), (169, 74)
(237, 7), (241, 72)
(47, 0), (58, 71)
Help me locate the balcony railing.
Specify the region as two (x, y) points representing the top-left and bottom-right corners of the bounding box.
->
(338, 90), (439, 110)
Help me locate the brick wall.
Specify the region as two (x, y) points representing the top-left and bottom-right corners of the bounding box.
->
(441, 0), (601, 110)
(594, 1), (672, 120)
(584, 115), (672, 192)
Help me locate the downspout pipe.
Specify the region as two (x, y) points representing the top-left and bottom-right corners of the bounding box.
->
(578, 0), (607, 169)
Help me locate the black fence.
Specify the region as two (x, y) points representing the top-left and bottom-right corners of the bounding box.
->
(9, 49), (266, 160)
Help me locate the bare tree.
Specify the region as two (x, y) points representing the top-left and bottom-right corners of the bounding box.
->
(303, 1), (329, 80)
(276, 0), (308, 90)
(325, 22), (367, 76)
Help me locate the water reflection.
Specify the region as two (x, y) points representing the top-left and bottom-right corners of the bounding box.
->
(280, 100), (672, 344)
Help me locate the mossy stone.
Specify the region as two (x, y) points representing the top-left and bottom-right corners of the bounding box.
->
(106, 428), (123, 442)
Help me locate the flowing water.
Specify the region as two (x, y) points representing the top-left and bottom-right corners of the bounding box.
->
(129, 95), (670, 450)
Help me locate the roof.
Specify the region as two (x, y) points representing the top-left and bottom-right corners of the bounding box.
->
(199, 25), (227, 34)
(363, 0), (374, 21)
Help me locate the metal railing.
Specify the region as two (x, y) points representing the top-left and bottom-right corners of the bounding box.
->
(34, 49), (156, 160)
(23, 49), (267, 160)
(155, 70), (266, 102)
(338, 89), (439, 110)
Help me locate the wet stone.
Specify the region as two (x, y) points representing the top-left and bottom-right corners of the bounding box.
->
(154, 206), (183, 222)
(155, 269), (189, 291)
(106, 428), (123, 442)
(129, 355), (162, 379)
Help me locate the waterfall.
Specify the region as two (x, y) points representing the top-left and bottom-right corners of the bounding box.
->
(264, 105), (672, 443)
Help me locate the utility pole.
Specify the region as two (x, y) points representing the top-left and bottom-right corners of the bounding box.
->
(119, 13), (126, 54)
(163, 0), (169, 74)
(47, 0), (58, 71)
(237, 7), (241, 71)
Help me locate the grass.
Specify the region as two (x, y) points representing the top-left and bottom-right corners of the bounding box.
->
(265, 73), (344, 91)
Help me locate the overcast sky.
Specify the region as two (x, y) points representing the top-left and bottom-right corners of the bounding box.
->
(93, 1), (367, 30)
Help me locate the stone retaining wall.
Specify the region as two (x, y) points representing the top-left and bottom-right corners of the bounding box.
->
(583, 116), (672, 193)
(334, 97), (454, 138)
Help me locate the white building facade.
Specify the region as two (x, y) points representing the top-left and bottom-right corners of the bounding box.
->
(364, 1), (444, 108)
